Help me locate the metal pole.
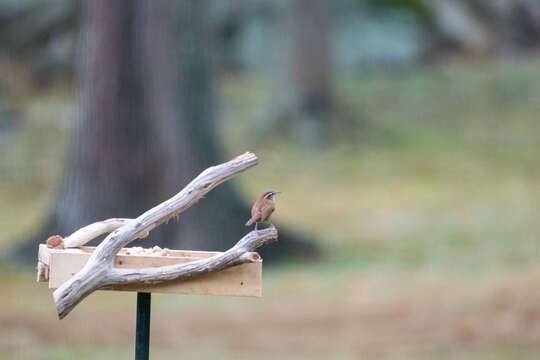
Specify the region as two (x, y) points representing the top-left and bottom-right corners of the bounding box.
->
(135, 292), (151, 360)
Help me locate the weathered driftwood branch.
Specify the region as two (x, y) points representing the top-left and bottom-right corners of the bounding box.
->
(111, 227), (276, 283)
(52, 152), (272, 319)
(47, 218), (133, 249)
(63, 218), (134, 247)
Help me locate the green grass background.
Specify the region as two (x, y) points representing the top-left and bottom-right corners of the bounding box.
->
(1, 59), (540, 359)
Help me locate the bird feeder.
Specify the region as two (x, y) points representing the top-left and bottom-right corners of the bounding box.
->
(36, 152), (277, 360)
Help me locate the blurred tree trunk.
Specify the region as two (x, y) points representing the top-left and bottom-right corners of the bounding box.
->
(16, 0), (316, 262)
(424, 0), (540, 57)
(291, 0), (333, 121)
(36, 0), (186, 249)
(271, 0), (334, 144)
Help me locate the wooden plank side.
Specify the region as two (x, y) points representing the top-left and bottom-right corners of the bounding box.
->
(42, 245), (262, 297)
(38, 244), (52, 266)
(106, 261), (262, 297)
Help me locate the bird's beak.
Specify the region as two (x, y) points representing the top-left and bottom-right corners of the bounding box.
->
(275, 191), (281, 195)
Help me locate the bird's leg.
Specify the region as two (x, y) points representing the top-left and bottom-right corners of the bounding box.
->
(255, 222), (258, 230)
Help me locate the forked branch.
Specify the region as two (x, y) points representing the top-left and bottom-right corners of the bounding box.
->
(52, 152), (277, 319)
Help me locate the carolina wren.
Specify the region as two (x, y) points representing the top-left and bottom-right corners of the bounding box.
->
(245, 191), (280, 230)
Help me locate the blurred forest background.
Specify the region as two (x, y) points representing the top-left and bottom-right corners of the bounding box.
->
(2, 0), (540, 359)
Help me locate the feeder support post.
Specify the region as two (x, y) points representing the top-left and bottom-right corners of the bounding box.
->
(135, 292), (151, 360)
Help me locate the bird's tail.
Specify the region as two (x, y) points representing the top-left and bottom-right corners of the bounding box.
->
(245, 218), (254, 226)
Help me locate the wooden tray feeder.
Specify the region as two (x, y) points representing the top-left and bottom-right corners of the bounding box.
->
(38, 244), (262, 297)
(36, 153), (278, 360)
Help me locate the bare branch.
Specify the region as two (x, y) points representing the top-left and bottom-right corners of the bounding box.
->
(46, 218), (133, 249)
(54, 228), (276, 319)
(62, 218), (133, 248)
(110, 227), (277, 284)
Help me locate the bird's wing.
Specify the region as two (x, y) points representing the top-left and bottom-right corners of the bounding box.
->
(250, 208), (261, 222)
(251, 199), (262, 220)
(260, 202), (275, 222)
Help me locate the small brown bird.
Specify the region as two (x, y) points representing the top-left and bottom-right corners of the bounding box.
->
(245, 191), (280, 230)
